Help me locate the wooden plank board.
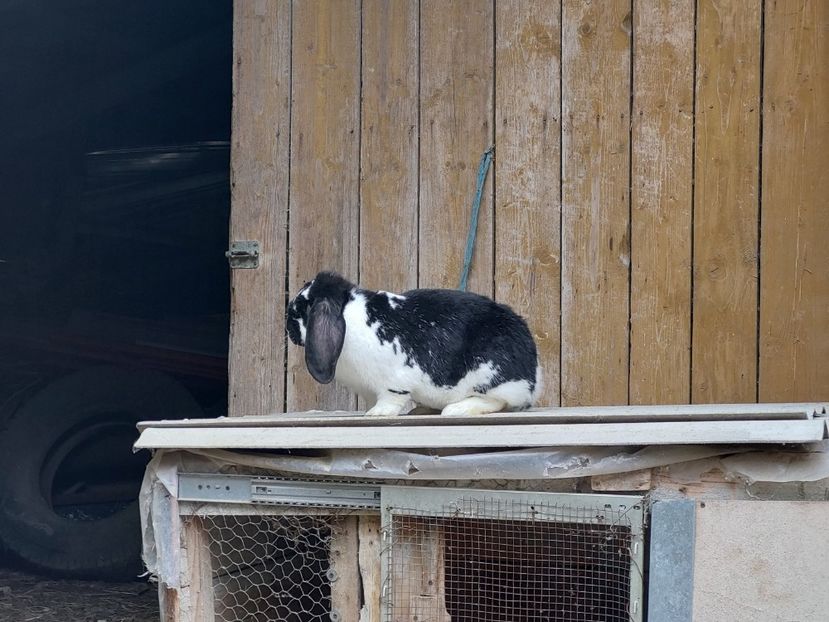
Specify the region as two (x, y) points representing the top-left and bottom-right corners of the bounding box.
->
(228, 1), (291, 416)
(181, 517), (215, 622)
(287, 0), (361, 412)
(692, 0), (762, 403)
(419, 0), (494, 294)
(360, 0), (419, 293)
(494, 1), (562, 407)
(759, 0), (829, 401)
(358, 516), (382, 622)
(561, 0), (632, 406)
(629, 0), (694, 404)
(137, 402), (824, 430)
(135, 419), (828, 450)
(330, 516), (361, 622)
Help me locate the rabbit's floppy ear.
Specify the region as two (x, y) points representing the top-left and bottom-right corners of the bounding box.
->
(305, 296), (346, 384)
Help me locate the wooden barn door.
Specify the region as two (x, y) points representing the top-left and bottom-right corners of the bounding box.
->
(228, 0), (828, 417)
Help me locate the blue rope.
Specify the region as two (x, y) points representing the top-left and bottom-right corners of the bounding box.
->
(458, 145), (494, 291)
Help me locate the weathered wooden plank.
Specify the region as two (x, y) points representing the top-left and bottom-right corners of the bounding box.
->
(228, 0), (291, 416)
(180, 516), (215, 622)
(360, 0), (419, 293)
(135, 419), (828, 450)
(759, 0), (829, 401)
(692, 0), (762, 403)
(561, 0), (632, 406)
(419, 0), (494, 294)
(591, 468), (653, 492)
(358, 516), (382, 622)
(287, 0), (361, 411)
(330, 516), (361, 622)
(630, 0), (694, 404)
(494, 1), (562, 407)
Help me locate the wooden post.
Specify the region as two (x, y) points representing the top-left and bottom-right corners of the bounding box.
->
(180, 516), (215, 622)
(330, 516), (361, 622)
(358, 516), (382, 622)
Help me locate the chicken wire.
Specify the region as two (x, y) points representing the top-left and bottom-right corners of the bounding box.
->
(187, 513), (345, 622)
(384, 496), (641, 622)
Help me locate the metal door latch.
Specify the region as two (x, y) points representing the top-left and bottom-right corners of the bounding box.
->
(225, 240), (259, 269)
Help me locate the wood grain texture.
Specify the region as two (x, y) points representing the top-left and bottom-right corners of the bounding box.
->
(358, 516), (382, 622)
(330, 516), (361, 622)
(561, 0), (632, 406)
(630, 0), (694, 405)
(692, 0), (762, 403)
(287, 0), (361, 411)
(360, 0), (419, 293)
(419, 0), (494, 294)
(181, 517), (215, 622)
(759, 0), (829, 401)
(494, 1), (562, 407)
(228, 0), (291, 416)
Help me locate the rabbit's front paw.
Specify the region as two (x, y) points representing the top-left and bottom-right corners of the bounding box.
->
(365, 399), (406, 417)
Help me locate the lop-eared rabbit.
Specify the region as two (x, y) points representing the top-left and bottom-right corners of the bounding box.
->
(287, 271), (540, 417)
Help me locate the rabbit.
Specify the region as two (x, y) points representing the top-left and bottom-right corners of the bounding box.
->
(286, 271), (541, 417)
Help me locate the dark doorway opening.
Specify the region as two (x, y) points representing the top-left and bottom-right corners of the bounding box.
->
(0, 0), (232, 590)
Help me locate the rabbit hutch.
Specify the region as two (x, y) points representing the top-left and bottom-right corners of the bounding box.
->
(137, 1), (829, 621)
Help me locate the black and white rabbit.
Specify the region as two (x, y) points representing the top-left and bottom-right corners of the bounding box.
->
(286, 271), (541, 416)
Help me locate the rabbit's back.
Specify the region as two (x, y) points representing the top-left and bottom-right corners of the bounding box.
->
(336, 288), (539, 410)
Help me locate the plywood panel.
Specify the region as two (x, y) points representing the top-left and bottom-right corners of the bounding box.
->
(419, 0), (494, 294)
(287, 0), (361, 411)
(692, 0), (762, 404)
(360, 0), (419, 293)
(561, 0), (631, 406)
(228, 1), (291, 416)
(630, 0), (694, 405)
(494, 1), (561, 407)
(759, 0), (829, 401)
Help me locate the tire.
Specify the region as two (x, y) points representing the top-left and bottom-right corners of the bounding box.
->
(0, 366), (203, 579)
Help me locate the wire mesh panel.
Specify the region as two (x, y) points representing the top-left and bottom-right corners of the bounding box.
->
(382, 488), (644, 622)
(189, 514), (343, 622)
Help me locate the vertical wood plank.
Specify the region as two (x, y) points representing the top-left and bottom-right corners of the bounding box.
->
(287, 0), (361, 411)
(561, 1), (631, 406)
(759, 0), (829, 401)
(495, 1), (562, 407)
(629, 0), (694, 405)
(330, 516), (361, 622)
(358, 516), (382, 622)
(420, 0), (494, 294)
(181, 517), (215, 622)
(692, 0), (762, 403)
(360, 0), (419, 293)
(228, 0), (291, 416)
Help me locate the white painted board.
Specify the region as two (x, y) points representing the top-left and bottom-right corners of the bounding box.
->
(134, 419), (827, 450)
